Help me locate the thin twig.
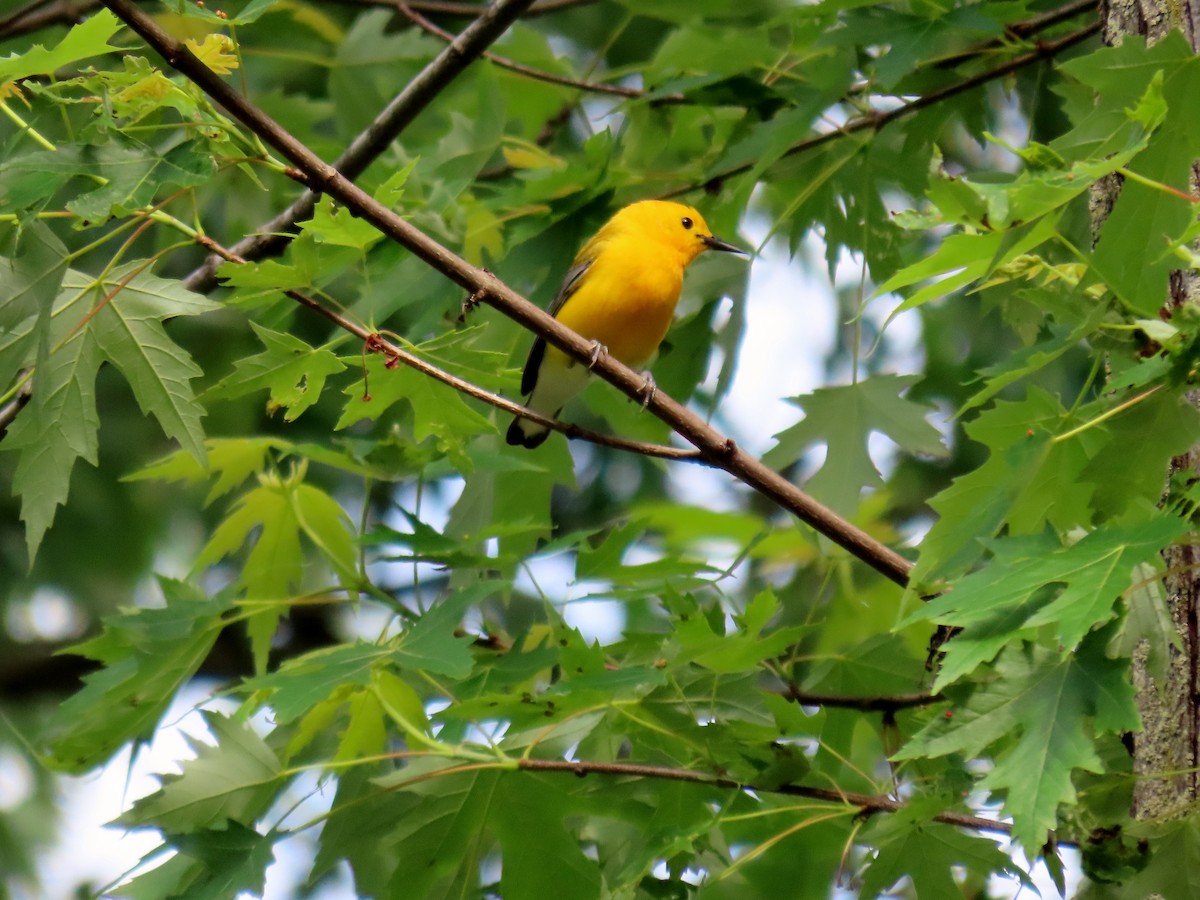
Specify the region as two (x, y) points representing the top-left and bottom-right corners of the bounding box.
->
(516, 757), (1019, 838)
(195, 234), (705, 461)
(666, 20), (1101, 198)
(932, 0), (1097, 68)
(185, 0), (540, 293)
(397, 1), (651, 100)
(1009, 0), (1097, 37)
(101, 0), (919, 588)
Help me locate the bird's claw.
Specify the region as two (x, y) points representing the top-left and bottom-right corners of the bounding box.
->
(638, 371), (656, 408)
(587, 341), (608, 371)
(456, 269), (492, 325)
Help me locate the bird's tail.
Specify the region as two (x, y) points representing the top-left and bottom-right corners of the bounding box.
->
(506, 415), (551, 449)
(507, 352), (587, 449)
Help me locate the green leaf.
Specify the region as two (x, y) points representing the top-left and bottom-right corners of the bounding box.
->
(337, 352), (495, 470)
(370, 761), (498, 897)
(1116, 816), (1200, 898)
(0, 9), (123, 82)
(298, 195), (384, 249)
(163, 822), (276, 900)
(310, 768), (406, 893)
(574, 519), (722, 589)
(1109, 561), (1177, 684)
(6, 258), (214, 561)
(1, 232), (86, 563)
(119, 712), (282, 833)
(195, 479), (303, 595)
(336, 687), (389, 762)
(1080, 389), (1200, 518)
(906, 515), (1188, 685)
(1080, 819), (1152, 885)
(874, 215), (1061, 320)
(859, 798), (1029, 896)
(6, 332), (101, 564)
(292, 481), (360, 586)
(392, 583), (484, 678)
(911, 388), (1093, 583)
(674, 588), (812, 673)
(0, 222), (68, 389)
(365, 510), (526, 570)
(763, 374), (947, 515)
(80, 263), (217, 461)
(66, 140), (215, 222)
(367, 764), (601, 900)
(125, 437), (283, 506)
(1063, 35), (1200, 314)
(492, 773), (602, 900)
(45, 579), (232, 773)
(194, 471), (357, 669)
(895, 634), (1139, 850)
(239, 642), (387, 724)
(960, 309), (1108, 415)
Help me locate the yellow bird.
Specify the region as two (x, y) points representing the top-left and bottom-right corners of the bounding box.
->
(506, 200), (744, 448)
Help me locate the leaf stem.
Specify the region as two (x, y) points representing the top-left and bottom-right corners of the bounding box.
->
(1117, 166), (1200, 204)
(0, 99), (57, 151)
(1051, 385), (1163, 444)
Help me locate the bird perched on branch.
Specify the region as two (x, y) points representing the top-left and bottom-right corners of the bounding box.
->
(506, 200), (744, 449)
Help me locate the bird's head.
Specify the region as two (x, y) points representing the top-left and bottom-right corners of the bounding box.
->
(610, 200), (745, 266)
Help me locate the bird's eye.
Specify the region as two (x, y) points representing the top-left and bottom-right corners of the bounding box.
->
(681, 217), (693, 230)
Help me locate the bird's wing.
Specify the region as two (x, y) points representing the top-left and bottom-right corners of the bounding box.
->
(546, 256), (593, 318)
(520, 256), (594, 396)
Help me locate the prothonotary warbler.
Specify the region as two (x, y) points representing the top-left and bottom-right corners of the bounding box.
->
(506, 200), (744, 448)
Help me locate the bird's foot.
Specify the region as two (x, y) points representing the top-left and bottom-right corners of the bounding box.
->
(587, 341), (608, 371)
(456, 269), (492, 326)
(638, 371), (656, 408)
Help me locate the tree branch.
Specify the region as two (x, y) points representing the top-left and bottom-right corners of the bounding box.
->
(185, 0), (540, 293)
(516, 757), (1017, 837)
(100, 0), (917, 588)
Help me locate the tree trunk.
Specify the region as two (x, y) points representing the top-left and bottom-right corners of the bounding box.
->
(1097, 0), (1200, 821)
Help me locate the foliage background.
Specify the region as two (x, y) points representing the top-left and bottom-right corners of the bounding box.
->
(1, 0), (1199, 897)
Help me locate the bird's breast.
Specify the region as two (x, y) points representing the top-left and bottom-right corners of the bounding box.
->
(556, 246), (685, 368)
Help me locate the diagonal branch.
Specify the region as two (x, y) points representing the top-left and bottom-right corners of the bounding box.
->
(101, 0), (917, 588)
(185, 0), (539, 293)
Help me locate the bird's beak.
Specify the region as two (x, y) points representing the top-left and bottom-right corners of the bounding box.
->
(700, 234), (746, 254)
